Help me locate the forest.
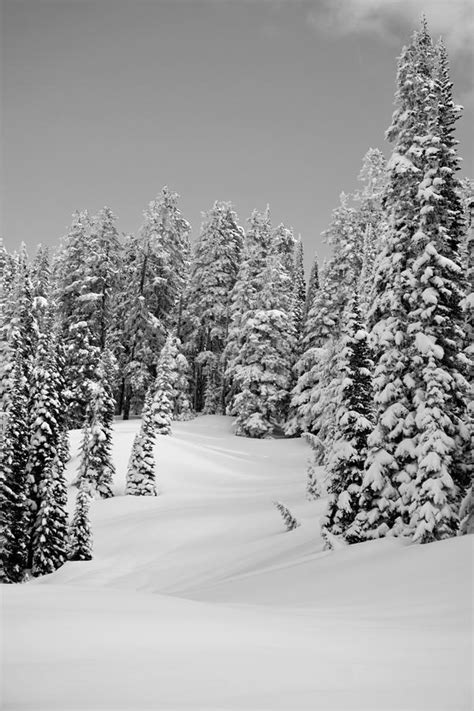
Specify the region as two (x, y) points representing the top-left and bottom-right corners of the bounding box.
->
(0, 18), (472, 586)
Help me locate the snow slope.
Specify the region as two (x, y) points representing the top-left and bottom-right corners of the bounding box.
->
(2, 416), (473, 710)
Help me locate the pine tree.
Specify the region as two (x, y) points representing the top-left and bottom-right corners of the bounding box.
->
(152, 335), (175, 435)
(11, 244), (38, 387)
(410, 356), (459, 543)
(225, 208), (272, 412)
(88, 207), (122, 350)
(292, 238), (306, 343)
(274, 501), (300, 531)
(233, 248), (295, 438)
(76, 352), (116, 498)
(302, 433), (325, 500)
(69, 480), (93, 561)
(0, 348), (30, 582)
(304, 253), (319, 319)
(181, 201), (243, 412)
(116, 189), (190, 418)
(55, 211), (99, 425)
(31, 455), (68, 576)
(323, 299), (373, 543)
(172, 345), (194, 420)
(125, 389), (158, 496)
(25, 328), (67, 559)
(360, 21), (469, 541)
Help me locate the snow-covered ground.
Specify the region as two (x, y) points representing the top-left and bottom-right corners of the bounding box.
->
(2, 416), (472, 710)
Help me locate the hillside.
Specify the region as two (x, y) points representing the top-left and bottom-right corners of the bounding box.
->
(3, 416), (472, 710)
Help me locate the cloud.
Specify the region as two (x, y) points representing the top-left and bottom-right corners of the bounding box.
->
(308, 0), (474, 54)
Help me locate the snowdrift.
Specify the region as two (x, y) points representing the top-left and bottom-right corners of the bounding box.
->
(2, 416), (472, 710)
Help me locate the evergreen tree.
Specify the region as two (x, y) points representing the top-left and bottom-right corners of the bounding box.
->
(292, 238), (306, 343)
(125, 389), (158, 496)
(360, 21), (469, 540)
(225, 208), (272, 413)
(302, 432), (325, 500)
(274, 502), (300, 531)
(25, 327), (67, 565)
(323, 299), (373, 543)
(116, 189), (190, 418)
(69, 480), (93, 561)
(75, 351), (117, 498)
(0, 348), (30, 582)
(90, 207), (122, 349)
(31, 455), (68, 577)
(181, 201), (243, 412)
(169, 337), (194, 420)
(304, 252), (319, 319)
(233, 249), (295, 438)
(151, 335), (175, 435)
(410, 356), (459, 542)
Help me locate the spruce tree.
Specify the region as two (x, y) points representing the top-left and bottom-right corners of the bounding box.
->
(152, 335), (175, 435)
(116, 188), (190, 418)
(31, 455), (68, 576)
(225, 207), (272, 413)
(76, 352), (116, 498)
(233, 248), (295, 438)
(323, 299), (373, 543)
(274, 501), (300, 531)
(25, 328), (67, 560)
(125, 389), (158, 496)
(181, 201), (243, 412)
(0, 348), (30, 582)
(292, 238), (306, 343)
(360, 21), (469, 541)
(69, 480), (93, 561)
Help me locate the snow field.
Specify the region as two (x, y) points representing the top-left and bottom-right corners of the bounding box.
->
(2, 415), (472, 710)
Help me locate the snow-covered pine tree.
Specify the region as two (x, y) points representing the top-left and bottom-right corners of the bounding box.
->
(116, 189), (190, 418)
(0, 347), (30, 583)
(169, 336), (194, 420)
(11, 244), (38, 388)
(125, 388), (158, 496)
(31, 454), (68, 577)
(304, 252), (319, 319)
(323, 298), (373, 543)
(200, 352), (223, 415)
(285, 261), (333, 437)
(292, 238), (306, 344)
(25, 326), (67, 566)
(459, 180), (473, 534)
(54, 211), (99, 426)
(181, 201), (243, 412)
(31, 244), (51, 334)
(274, 501), (300, 531)
(0, 239), (17, 409)
(64, 320), (100, 429)
(150, 334), (175, 435)
(225, 207), (272, 413)
(302, 432), (326, 500)
(233, 241), (296, 438)
(360, 21), (469, 541)
(75, 351), (117, 498)
(69, 480), (93, 561)
(409, 355), (459, 543)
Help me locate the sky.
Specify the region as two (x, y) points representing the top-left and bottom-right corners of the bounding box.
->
(1, 0), (473, 266)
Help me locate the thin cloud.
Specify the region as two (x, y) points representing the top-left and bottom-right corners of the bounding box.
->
(308, 0), (474, 54)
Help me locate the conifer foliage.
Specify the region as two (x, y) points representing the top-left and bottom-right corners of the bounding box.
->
(69, 481), (93, 561)
(323, 299), (373, 543)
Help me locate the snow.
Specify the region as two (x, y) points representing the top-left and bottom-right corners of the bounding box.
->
(2, 415), (472, 710)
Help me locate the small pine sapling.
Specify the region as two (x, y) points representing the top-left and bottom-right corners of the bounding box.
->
(274, 501), (300, 532)
(69, 481), (93, 561)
